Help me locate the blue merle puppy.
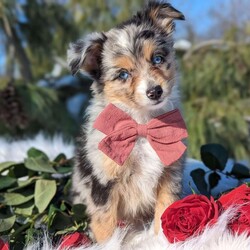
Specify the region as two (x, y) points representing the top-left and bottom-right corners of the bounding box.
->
(67, 1), (185, 243)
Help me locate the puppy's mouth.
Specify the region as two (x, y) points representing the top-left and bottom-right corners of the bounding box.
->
(152, 100), (163, 105)
(146, 96), (168, 110)
(150, 95), (166, 105)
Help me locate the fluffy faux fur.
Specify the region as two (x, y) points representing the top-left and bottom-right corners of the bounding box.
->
(68, 1), (186, 242)
(26, 209), (250, 250)
(0, 133), (74, 162)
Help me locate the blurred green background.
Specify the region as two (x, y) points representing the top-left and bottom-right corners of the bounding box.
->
(0, 0), (249, 161)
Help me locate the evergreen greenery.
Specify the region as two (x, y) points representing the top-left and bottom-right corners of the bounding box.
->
(0, 82), (77, 138)
(180, 41), (250, 160)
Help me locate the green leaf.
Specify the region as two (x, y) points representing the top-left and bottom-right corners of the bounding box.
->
(16, 215), (29, 225)
(0, 193), (34, 206)
(48, 204), (59, 217)
(200, 143), (228, 171)
(15, 200), (34, 216)
(0, 215), (16, 232)
(230, 163), (250, 179)
(0, 162), (16, 173)
(55, 225), (79, 235)
(24, 156), (56, 173)
(60, 202), (67, 212)
(54, 153), (67, 163)
(50, 211), (73, 230)
(190, 168), (209, 196)
(72, 204), (87, 221)
(8, 177), (39, 192)
(34, 180), (57, 213)
(56, 166), (72, 174)
(208, 172), (221, 189)
(27, 147), (49, 160)
(0, 176), (17, 190)
(54, 155), (73, 174)
(9, 163), (29, 178)
(47, 204), (60, 227)
(63, 179), (72, 196)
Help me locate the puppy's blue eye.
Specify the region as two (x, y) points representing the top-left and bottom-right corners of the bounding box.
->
(152, 55), (163, 65)
(118, 71), (129, 80)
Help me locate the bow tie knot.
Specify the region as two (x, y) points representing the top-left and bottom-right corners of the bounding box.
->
(93, 104), (188, 166)
(137, 124), (148, 137)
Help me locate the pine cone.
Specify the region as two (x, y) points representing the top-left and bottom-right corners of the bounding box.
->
(0, 82), (29, 130)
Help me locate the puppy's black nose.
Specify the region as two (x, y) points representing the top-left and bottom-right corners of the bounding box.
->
(146, 85), (163, 100)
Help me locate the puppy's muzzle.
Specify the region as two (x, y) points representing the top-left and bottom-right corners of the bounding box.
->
(146, 85), (163, 100)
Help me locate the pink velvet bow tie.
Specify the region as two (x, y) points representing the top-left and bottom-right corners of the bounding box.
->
(93, 104), (188, 166)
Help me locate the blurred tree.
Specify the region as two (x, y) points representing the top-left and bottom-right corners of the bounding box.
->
(68, 0), (144, 34)
(180, 41), (250, 160)
(207, 0), (250, 41)
(0, 0), (33, 82)
(0, 0), (144, 82)
(174, 0), (250, 160)
(0, 0), (145, 138)
(0, 0), (78, 81)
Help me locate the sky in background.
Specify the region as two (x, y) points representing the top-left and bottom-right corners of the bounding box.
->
(0, 0), (234, 75)
(171, 0), (231, 38)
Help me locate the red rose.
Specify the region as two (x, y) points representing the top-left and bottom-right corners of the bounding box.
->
(229, 205), (250, 236)
(161, 194), (219, 243)
(59, 232), (91, 249)
(218, 184), (250, 209)
(0, 238), (9, 250)
(218, 184), (250, 236)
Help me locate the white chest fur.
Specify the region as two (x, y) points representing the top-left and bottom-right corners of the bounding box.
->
(118, 137), (164, 219)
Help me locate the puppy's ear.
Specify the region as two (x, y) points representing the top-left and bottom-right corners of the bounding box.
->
(67, 32), (107, 79)
(146, 1), (185, 34)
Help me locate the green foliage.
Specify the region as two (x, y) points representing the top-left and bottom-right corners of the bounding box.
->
(34, 180), (56, 213)
(200, 144), (228, 171)
(231, 163), (250, 179)
(0, 148), (88, 249)
(191, 143), (250, 197)
(22, 0), (79, 79)
(0, 0), (144, 139)
(180, 43), (250, 160)
(0, 0), (78, 80)
(190, 168), (209, 196)
(0, 83), (78, 138)
(208, 172), (221, 189)
(1, 0), (144, 81)
(68, 0), (144, 34)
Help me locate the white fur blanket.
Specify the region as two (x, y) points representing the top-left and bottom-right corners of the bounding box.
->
(26, 210), (250, 250)
(1, 134), (250, 250)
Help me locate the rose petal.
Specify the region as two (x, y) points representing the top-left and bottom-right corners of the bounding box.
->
(229, 205), (250, 236)
(59, 232), (91, 249)
(0, 239), (9, 250)
(218, 184), (250, 209)
(161, 194), (219, 243)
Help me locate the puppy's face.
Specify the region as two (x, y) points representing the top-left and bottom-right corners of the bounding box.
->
(68, 2), (184, 111)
